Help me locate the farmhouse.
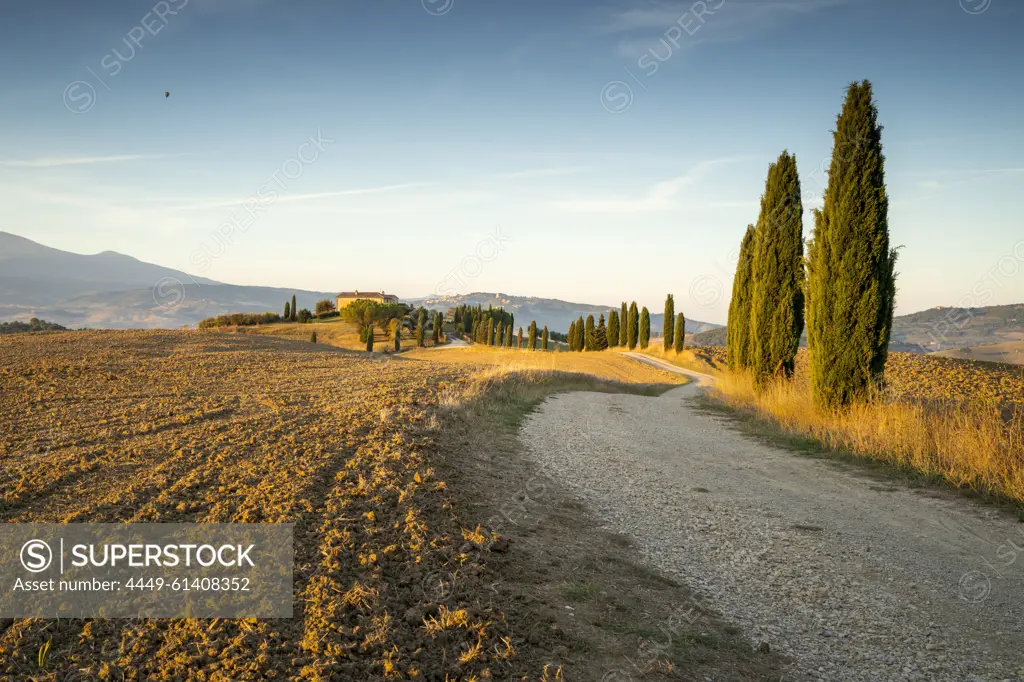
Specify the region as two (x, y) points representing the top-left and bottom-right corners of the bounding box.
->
(336, 290), (399, 309)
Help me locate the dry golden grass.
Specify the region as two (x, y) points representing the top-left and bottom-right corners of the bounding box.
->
(405, 346), (688, 387)
(709, 369), (1024, 504)
(0, 330), (594, 680)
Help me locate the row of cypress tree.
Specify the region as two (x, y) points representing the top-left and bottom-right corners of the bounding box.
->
(726, 80), (897, 408)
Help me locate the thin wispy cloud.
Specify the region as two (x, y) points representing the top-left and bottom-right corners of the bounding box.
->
(1, 153), (192, 168)
(498, 166), (590, 180)
(553, 156), (749, 213)
(167, 182), (434, 211)
(601, 0), (850, 58)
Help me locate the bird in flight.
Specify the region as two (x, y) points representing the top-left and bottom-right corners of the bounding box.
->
(164, 91), (170, 98)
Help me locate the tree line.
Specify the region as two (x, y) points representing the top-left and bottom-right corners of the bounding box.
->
(726, 80), (896, 409)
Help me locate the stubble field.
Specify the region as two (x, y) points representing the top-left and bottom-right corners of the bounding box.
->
(0, 330), (689, 681)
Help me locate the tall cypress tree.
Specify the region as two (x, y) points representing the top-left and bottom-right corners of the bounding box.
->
(496, 321), (504, 347)
(576, 316), (585, 352)
(366, 327), (374, 352)
(627, 302), (639, 350)
(291, 295), (297, 322)
(749, 151), (805, 385)
(417, 310), (426, 347)
(517, 327), (524, 349)
(584, 315), (596, 351)
(808, 80), (897, 407)
(663, 294), (675, 351)
(727, 226), (757, 371)
(567, 320), (576, 351)
(487, 318), (495, 346)
(433, 313), (441, 343)
(596, 313), (608, 350)
(542, 326), (549, 350)
(528, 320), (537, 350)
(639, 307), (651, 349)
(674, 312), (686, 353)
(620, 302), (628, 346)
(284, 301), (290, 320)
(608, 310), (620, 348)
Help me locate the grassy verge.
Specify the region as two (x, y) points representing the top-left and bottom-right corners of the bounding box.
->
(703, 369), (1024, 515)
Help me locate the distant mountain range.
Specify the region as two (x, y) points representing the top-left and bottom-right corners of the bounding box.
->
(0, 232), (334, 329)
(409, 292), (723, 337)
(689, 304), (1024, 354)
(0, 233), (723, 333)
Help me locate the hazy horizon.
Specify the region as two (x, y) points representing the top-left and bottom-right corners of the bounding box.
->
(2, 0), (1022, 325)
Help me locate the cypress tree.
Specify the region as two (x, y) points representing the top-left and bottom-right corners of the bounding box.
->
(639, 307), (651, 349)
(663, 294), (675, 351)
(366, 327), (374, 352)
(528, 320), (537, 350)
(393, 322), (401, 351)
(417, 310), (426, 347)
(749, 151), (805, 386)
(284, 301), (290, 320)
(542, 326), (549, 350)
(311, 331), (317, 344)
(575, 316), (585, 352)
(627, 302), (639, 350)
(674, 312), (685, 353)
(584, 315), (595, 351)
(808, 80), (897, 407)
(596, 314), (608, 350)
(620, 302), (628, 346)
(517, 327), (523, 349)
(496, 321), (504, 347)
(490, 318), (497, 346)
(291, 295), (297, 322)
(568, 320), (576, 351)
(608, 310), (620, 348)
(727, 226), (757, 371)
(505, 322), (513, 348)
(463, 311), (473, 335)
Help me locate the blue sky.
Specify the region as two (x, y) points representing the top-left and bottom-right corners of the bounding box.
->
(1, 0), (1022, 323)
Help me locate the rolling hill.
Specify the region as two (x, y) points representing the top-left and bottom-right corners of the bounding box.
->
(688, 304), (1024, 359)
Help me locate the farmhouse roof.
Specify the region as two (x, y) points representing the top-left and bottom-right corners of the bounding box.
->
(337, 291), (394, 298)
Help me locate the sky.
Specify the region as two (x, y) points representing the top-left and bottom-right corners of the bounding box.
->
(1, 0), (1022, 324)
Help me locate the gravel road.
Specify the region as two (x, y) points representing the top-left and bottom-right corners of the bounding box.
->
(519, 354), (1024, 681)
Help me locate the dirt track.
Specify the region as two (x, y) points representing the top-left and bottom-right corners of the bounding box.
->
(519, 353), (1024, 681)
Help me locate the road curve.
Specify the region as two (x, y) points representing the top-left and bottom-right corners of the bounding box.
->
(518, 354), (1024, 681)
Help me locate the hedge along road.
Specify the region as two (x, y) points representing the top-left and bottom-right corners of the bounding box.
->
(519, 352), (1024, 681)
